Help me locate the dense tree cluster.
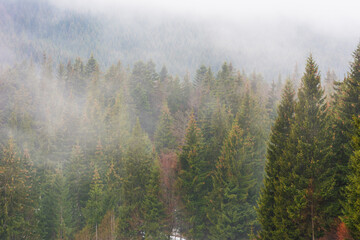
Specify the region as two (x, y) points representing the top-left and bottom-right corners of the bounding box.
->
(0, 52), (272, 240)
(2, 39), (360, 240)
(258, 44), (360, 240)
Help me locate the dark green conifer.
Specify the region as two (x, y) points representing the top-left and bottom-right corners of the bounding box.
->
(257, 79), (295, 240)
(331, 43), (360, 219)
(208, 120), (255, 240)
(283, 55), (334, 239)
(343, 116), (360, 239)
(177, 112), (210, 239)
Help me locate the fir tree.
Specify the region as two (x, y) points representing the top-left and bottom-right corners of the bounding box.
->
(154, 103), (177, 153)
(37, 167), (62, 240)
(331, 43), (360, 220)
(283, 55), (334, 239)
(342, 116), (360, 239)
(177, 112), (210, 239)
(118, 119), (158, 239)
(142, 157), (168, 239)
(65, 145), (91, 234)
(0, 138), (38, 239)
(257, 79), (296, 240)
(208, 120), (255, 240)
(83, 166), (104, 240)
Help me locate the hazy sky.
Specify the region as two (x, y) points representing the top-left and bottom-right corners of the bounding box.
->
(52, 0), (360, 28)
(47, 0), (360, 79)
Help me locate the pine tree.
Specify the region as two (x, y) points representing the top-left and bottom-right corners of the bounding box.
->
(37, 167), (62, 240)
(208, 120), (255, 240)
(177, 112), (210, 239)
(282, 55), (334, 239)
(65, 145), (91, 234)
(0, 138), (38, 239)
(237, 89), (267, 205)
(194, 65), (207, 88)
(142, 156), (168, 239)
(331, 43), (360, 220)
(257, 79), (296, 240)
(154, 103), (177, 153)
(118, 119), (157, 239)
(85, 54), (99, 78)
(342, 116), (360, 239)
(83, 166), (104, 240)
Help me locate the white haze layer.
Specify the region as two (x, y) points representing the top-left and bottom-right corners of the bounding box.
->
(48, 0), (360, 80)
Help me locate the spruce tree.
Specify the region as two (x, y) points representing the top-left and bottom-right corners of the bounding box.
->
(65, 145), (91, 234)
(0, 138), (38, 239)
(237, 89), (267, 205)
(83, 166), (104, 240)
(118, 119), (164, 239)
(283, 56), (334, 239)
(342, 116), (360, 239)
(257, 79), (296, 240)
(208, 120), (255, 240)
(154, 103), (177, 153)
(177, 112), (210, 239)
(331, 43), (360, 219)
(37, 167), (62, 240)
(142, 157), (168, 239)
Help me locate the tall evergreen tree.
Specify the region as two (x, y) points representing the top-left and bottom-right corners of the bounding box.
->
(343, 116), (360, 239)
(331, 43), (360, 220)
(142, 156), (168, 239)
(154, 103), (177, 153)
(118, 119), (165, 239)
(257, 79), (296, 240)
(37, 167), (62, 240)
(282, 56), (334, 239)
(177, 112), (210, 239)
(83, 166), (104, 240)
(0, 138), (38, 239)
(208, 120), (255, 240)
(65, 145), (91, 234)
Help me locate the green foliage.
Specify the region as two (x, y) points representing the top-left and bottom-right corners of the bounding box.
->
(276, 56), (334, 239)
(208, 120), (255, 240)
(118, 119), (167, 239)
(177, 113), (210, 239)
(142, 159), (168, 239)
(5, 42), (359, 240)
(0, 138), (39, 239)
(83, 167), (104, 237)
(154, 103), (177, 153)
(257, 79), (296, 240)
(331, 43), (360, 219)
(65, 145), (91, 234)
(37, 167), (63, 240)
(343, 117), (360, 239)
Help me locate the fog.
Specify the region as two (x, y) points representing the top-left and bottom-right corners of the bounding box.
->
(2, 1), (360, 239)
(45, 0), (360, 80)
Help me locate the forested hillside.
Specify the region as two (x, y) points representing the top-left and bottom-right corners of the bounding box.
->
(0, 0), (357, 78)
(2, 0), (360, 240)
(0, 51), (273, 239)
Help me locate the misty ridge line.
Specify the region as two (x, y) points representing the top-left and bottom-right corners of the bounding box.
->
(2, 0), (360, 239)
(0, 0), (357, 82)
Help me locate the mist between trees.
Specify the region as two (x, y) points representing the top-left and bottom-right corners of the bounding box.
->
(2, 42), (360, 240)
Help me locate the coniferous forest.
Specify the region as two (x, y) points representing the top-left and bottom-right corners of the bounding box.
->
(2, 1), (360, 240)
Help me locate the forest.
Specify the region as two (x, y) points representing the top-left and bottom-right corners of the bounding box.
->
(2, 1), (360, 240)
(2, 41), (360, 240)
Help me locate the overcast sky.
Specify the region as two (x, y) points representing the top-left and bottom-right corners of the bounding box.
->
(52, 0), (360, 30)
(47, 0), (360, 79)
